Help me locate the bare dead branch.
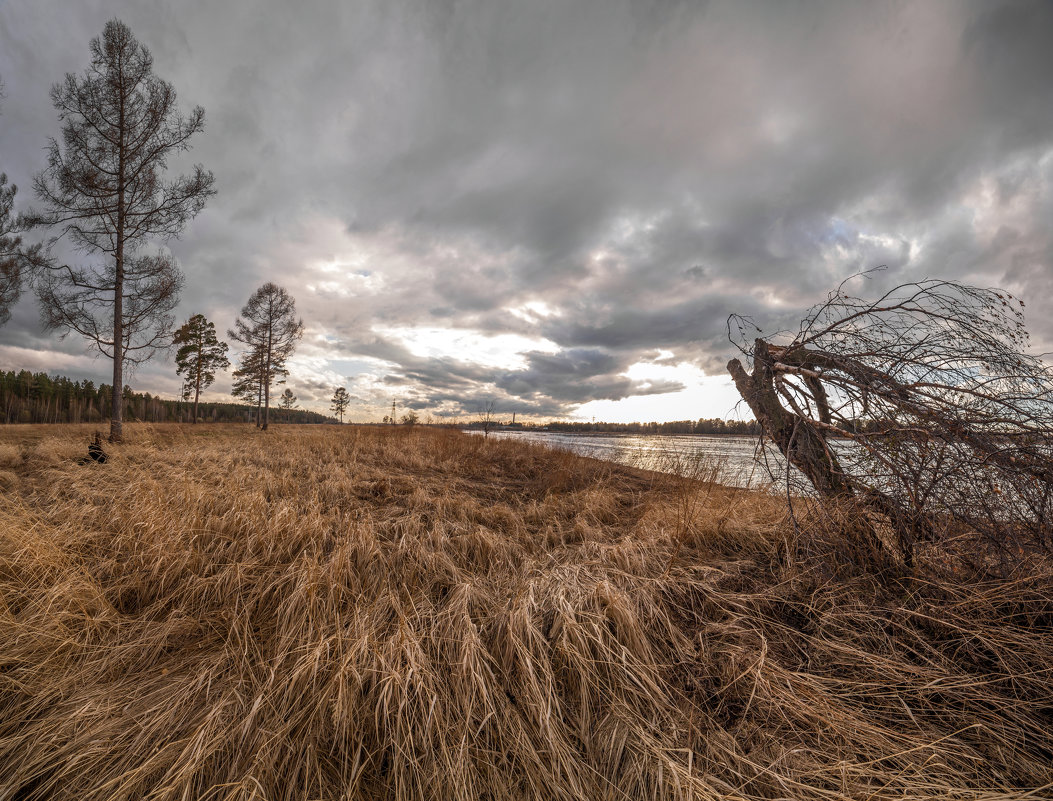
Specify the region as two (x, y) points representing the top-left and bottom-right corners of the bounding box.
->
(729, 271), (1053, 565)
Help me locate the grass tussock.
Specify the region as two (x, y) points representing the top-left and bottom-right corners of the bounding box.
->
(0, 423), (1051, 800)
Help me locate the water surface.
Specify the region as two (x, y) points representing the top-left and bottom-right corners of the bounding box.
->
(470, 430), (790, 489)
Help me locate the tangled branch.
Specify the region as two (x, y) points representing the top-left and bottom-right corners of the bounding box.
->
(728, 271), (1053, 563)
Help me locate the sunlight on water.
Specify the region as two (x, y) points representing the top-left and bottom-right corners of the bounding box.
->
(470, 431), (794, 489)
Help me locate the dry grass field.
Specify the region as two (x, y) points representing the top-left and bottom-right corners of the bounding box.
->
(0, 424), (1051, 800)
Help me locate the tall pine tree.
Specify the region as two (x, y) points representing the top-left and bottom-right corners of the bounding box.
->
(330, 387), (350, 423)
(173, 314), (229, 423)
(30, 20), (214, 441)
(228, 283), (302, 431)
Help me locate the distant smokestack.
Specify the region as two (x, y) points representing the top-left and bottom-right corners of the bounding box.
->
(512, 412), (516, 424)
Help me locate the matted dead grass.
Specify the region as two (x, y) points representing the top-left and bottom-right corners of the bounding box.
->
(0, 424), (1050, 800)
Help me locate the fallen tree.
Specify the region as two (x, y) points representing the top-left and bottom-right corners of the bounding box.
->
(727, 272), (1053, 564)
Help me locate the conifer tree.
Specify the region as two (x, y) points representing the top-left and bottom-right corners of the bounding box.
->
(30, 20), (214, 441)
(0, 175), (35, 326)
(279, 388), (297, 410)
(173, 314), (229, 423)
(229, 283), (302, 431)
(231, 344), (264, 427)
(330, 387), (350, 423)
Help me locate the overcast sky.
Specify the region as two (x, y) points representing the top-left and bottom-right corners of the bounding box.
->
(2, 0), (1052, 422)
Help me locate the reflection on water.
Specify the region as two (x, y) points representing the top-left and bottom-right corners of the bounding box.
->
(470, 430), (792, 489)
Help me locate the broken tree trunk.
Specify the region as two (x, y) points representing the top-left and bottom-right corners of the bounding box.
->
(727, 338), (854, 499)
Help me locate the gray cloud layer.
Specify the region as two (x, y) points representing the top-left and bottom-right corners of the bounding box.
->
(1, 0), (1051, 419)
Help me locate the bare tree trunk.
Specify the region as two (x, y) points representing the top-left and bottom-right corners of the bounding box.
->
(193, 336), (202, 423)
(262, 306), (273, 431)
(110, 88), (126, 444)
(111, 241), (124, 442)
(727, 339), (854, 498)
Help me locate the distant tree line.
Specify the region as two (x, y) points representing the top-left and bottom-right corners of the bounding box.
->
(463, 418), (761, 435)
(0, 370), (334, 425)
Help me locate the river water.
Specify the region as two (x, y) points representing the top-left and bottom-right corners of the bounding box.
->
(470, 430), (791, 489)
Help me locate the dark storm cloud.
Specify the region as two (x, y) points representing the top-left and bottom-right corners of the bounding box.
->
(2, 0), (1052, 419)
(495, 348), (685, 403)
(348, 335), (677, 416)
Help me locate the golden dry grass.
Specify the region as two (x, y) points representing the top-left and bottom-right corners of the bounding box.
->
(0, 423), (1051, 800)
